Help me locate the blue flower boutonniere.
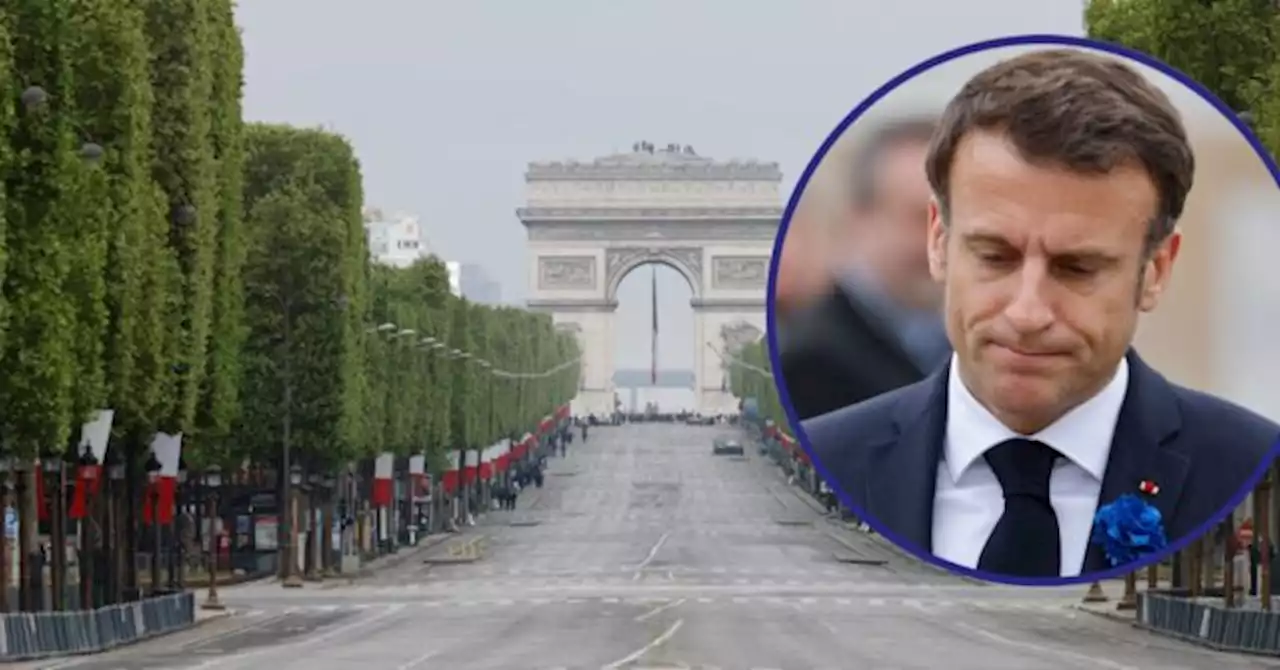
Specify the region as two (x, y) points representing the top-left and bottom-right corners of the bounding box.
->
(1091, 481), (1169, 568)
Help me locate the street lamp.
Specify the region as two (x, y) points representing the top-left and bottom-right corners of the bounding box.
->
(144, 451), (163, 595)
(201, 466), (224, 610)
(283, 465), (304, 588)
(172, 204), (197, 227)
(20, 85), (48, 112)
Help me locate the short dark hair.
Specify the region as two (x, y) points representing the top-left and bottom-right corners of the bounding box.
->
(849, 117), (938, 209)
(925, 48), (1195, 254)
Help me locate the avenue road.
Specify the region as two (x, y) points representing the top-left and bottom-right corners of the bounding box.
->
(24, 423), (1280, 669)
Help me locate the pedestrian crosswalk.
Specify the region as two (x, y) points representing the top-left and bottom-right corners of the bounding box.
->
(469, 564), (872, 577)
(231, 595), (1076, 618)
(355, 575), (975, 593)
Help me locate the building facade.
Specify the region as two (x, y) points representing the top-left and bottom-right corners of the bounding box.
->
(364, 207), (430, 268)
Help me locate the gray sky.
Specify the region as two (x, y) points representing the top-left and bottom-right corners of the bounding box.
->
(235, 0), (1085, 370)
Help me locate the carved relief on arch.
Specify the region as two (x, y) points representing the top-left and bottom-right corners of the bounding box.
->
(604, 246), (703, 300)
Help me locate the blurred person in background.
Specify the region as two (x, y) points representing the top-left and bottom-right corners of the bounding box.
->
(778, 117), (950, 421)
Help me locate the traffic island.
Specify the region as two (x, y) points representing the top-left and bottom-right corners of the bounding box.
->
(0, 592), (198, 662)
(1132, 589), (1280, 656)
(422, 535), (489, 565)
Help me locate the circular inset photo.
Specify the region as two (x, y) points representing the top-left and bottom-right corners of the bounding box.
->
(770, 35), (1280, 585)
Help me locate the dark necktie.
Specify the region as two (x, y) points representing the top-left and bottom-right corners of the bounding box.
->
(977, 438), (1062, 577)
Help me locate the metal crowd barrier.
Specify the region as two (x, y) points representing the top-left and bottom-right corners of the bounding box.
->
(0, 591), (195, 661)
(1139, 590), (1280, 654)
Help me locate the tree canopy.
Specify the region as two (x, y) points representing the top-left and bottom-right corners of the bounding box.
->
(0, 2), (580, 473)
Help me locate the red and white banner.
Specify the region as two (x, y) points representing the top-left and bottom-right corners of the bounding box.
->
(463, 450), (479, 486)
(537, 416), (553, 435)
(408, 454), (426, 498)
(143, 432), (182, 525)
(70, 409), (114, 519)
(441, 450), (460, 494)
(372, 452), (394, 507)
(480, 440), (510, 480)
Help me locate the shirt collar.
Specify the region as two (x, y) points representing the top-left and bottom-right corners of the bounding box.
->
(943, 354), (1129, 483)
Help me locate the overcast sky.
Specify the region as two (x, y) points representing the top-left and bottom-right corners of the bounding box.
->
(234, 0), (1086, 370)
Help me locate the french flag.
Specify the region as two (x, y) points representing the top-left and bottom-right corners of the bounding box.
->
(70, 410), (114, 519)
(143, 432), (182, 525)
(408, 454), (426, 498)
(372, 452), (394, 507)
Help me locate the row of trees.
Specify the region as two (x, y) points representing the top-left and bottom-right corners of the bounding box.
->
(1, 0), (579, 610)
(725, 340), (786, 432)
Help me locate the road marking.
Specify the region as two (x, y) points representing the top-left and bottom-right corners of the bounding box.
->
(635, 598), (685, 622)
(954, 621), (1141, 670)
(634, 531), (671, 572)
(392, 649), (440, 670)
(602, 619), (684, 669)
(191, 603), (406, 668)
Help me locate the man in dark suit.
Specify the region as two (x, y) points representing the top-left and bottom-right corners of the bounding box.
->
(779, 118), (952, 421)
(803, 49), (1280, 579)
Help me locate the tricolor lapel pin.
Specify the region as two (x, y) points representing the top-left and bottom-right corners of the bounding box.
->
(1138, 479), (1160, 496)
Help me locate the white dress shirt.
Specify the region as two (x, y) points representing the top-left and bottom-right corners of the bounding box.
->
(931, 356), (1130, 576)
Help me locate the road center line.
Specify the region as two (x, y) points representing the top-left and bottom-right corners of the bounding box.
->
(634, 598), (686, 622)
(602, 618), (684, 669)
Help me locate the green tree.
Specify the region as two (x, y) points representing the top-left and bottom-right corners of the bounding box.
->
(1086, 0), (1280, 152)
(447, 296), (476, 452)
(0, 17), (12, 355)
(194, 0), (247, 464)
(1, 0), (83, 457)
(69, 0), (178, 448)
(144, 0), (219, 437)
(238, 124), (367, 470)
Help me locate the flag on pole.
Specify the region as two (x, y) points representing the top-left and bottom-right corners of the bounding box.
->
(651, 266), (659, 385)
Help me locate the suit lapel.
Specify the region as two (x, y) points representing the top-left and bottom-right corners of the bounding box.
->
(1082, 350), (1187, 573)
(864, 363), (950, 554)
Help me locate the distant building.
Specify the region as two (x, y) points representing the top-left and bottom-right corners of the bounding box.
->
(364, 207), (429, 268)
(458, 263), (502, 305)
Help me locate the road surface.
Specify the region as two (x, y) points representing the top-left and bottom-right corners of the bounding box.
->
(29, 423), (1280, 669)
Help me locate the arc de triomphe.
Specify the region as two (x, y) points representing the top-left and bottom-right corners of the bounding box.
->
(519, 143), (781, 416)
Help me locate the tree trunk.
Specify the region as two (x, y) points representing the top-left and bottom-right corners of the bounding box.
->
(124, 438), (139, 601)
(17, 465), (38, 611)
(321, 490), (334, 576)
(49, 463), (66, 610)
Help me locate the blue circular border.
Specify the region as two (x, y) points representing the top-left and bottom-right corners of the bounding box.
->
(766, 33), (1280, 587)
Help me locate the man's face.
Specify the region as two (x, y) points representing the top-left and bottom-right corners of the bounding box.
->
(854, 141), (937, 307)
(926, 129), (1181, 433)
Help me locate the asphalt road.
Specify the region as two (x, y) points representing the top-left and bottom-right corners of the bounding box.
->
(30, 423), (1280, 669)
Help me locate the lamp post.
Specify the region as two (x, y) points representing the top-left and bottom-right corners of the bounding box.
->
(282, 464), (304, 588)
(105, 454), (125, 604)
(144, 452), (162, 595)
(201, 466), (224, 610)
(321, 473), (337, 577)
(305, 472), (321, 579)
(173, 460), (188, 590)
(42, 456), (65, 610)
(77, 446), (99, 610)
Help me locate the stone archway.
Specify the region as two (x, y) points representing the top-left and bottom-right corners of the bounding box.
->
(519, 143), (780, 415)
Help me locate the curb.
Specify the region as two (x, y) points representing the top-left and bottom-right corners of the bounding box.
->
(342, 533), (457, 579)
(1072, 603), (1139, 625)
